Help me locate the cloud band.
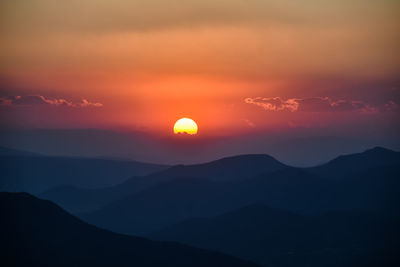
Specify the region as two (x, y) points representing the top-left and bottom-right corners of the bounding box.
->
(245, 97), (397, 114)
(0, 95), (103, 108)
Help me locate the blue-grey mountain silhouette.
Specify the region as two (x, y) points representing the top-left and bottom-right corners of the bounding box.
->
(79, 148), (400, 236)
(150, 204), (400, 267)
(0, 150), (168, 193)
(0, 192), (258, 267)
(40, 153), (288, 213)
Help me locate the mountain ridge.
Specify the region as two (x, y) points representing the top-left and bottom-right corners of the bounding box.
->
(150, 203), (400, 267)
(0, 154), (169, 193)
(0, 192), (259, 267)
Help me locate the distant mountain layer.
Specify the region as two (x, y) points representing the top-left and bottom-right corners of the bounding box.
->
(40, 153), (287, 213)
(310, 147), (400, 178)
(39, 176), (156, 213)
(0, 146), (40, 156)
(150, 204), (400, 267)
(79, 147), (400, 236)
(0, 153), (168, 193)
(156, 154), (288, 182)
(3, 129), (397, 166)
(0, 192), (258, 267)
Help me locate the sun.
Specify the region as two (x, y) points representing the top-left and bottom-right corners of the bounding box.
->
(173, 118), (198, 135)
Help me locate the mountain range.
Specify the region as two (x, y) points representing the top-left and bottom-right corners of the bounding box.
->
(2, 129), (394, 166)
(2, 146), (400, 266)
(0, 192), (257, 267)
(75, 147), (400, 236)
(150, 204), (400, 267)
(43, 147), (399, 215)
(0, 146), (168, 193)
(40, 154), (287, 213)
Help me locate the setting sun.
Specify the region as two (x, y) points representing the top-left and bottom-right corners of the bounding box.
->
(173, 118), (198, 135)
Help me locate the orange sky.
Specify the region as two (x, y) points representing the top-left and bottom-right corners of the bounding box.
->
(0, 0), (399, 137)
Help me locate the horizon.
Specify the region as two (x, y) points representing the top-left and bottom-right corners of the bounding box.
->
(0, 127), (398, 166)
(0, 141), (396, 165)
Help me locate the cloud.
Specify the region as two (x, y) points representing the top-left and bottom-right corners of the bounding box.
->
(245, 97), (299, 112)
(384, 101), (400, 112)
(79, 99), (103, 108)
(244, 97), (398, 114)
(243, 119), (256, 128)
(0, 95), (103, 108)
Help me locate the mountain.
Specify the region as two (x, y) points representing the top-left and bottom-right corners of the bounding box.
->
(39, 175), (158, 213)
(155, 154), (288, 182)
(40, 154), (288, 213)
(150, 204), (400, 267)
(0, 155), (168, 193)
(0, 146), (40, 157)
(264, 136), (371, 167)
(327, 164), (400, 217)
(310, 147), (400, 178)
(0, 192), (258, 267)
(80, 167), (332, 235)
(3, 128), (398, 166)
(80, 178), (226, 235)
(81, 162), (400, 236)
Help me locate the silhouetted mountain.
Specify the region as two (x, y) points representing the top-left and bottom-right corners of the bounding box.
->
(310, 147), (400, 178)
(3, 147), (400, 267)
(40, 154), (288, 213)
(0, 192), (258, 267)
(39, 175), (157, 213)
(0, 146), (40, 156)
(156, 154), (288, 182)
(81, 162), (400, 236)
(80, 178), (226, 235)
(328, 164), (400, 217)
(150, 204), (400, 267)
(0, 155), (168, 193)
(265, 136), (371, 166)
(80, 168), (331, 235)
(3, 128), (398, 166)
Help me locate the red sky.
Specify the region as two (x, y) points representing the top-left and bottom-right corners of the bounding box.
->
(0, 0), (399, 139)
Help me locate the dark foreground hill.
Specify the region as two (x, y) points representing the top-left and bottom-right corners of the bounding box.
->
(0, 192), (258, 267)
(150, 204), (400, 267)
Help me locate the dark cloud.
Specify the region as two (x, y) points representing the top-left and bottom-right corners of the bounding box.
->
(245, 97), (398, 114)
(0, 95), (103, 108)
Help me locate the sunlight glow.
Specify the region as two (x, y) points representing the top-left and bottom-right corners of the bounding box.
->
(173, 118), (198, 135)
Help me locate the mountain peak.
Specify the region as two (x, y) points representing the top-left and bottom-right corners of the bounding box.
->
(158, 153), (287, 182)
(216, 153), (277, 161)
(364, 146), (395, 154)
(0, 192), (259, 267)
(327, 146), (398, 164)
(311, 146), (400, 178)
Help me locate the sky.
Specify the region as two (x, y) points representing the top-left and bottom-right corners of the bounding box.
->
(0, 0), (399, 144)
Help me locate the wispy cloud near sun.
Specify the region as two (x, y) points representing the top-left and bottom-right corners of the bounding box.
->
(244, 97), (398, 114)
(0, 95), (103, 108)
